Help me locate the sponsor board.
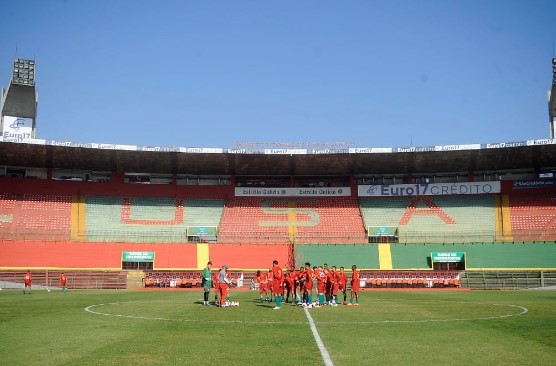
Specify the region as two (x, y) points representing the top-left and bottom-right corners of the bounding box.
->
(138, 146), (177, 152)
(311, 149), (350, 154)
(349, 147), (393, 153)
(178, 147), (223, 153)
(358, 181), (501, 197)
(264, 149), (307, 155)
(512, 180), (556, 189)
(2, 116), (33, 141)
(395, 146), (436, 153)
(235, 187), (351, 197)
(434, 144), (482, 151)
(226, 149), (266, 154)
(484, 141), (528, 149)
(1, 137), (45, 145)
(527, 139), (556, 146)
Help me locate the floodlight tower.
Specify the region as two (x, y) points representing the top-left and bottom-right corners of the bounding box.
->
(1, 58), (38, 141)
(549, 57), (556, 139)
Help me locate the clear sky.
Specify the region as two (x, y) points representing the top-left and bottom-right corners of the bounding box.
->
(1, 0), (555, 149)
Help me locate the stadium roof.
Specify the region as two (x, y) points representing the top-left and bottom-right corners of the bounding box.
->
(1, 139), (555, 176)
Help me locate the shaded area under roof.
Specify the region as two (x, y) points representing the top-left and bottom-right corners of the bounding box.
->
(0, 142), (555, 176)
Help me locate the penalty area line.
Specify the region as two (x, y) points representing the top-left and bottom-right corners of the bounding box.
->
(304, 307), (334, 366)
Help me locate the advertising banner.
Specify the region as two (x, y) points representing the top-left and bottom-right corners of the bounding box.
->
(349, 147), (393, 153)
(235, 187), (351, 197)
(512, 180), (556, 189)
(2, 116), (33, 141)
(358, 181), (501, 197)
(264, 149), (307, 155)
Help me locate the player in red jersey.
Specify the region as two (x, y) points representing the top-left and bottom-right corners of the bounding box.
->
(349, 264), (360, 306)
(271, 260), (284, 309)
(326, 265), (335, 304)
(338, 266), (348, 305)
(218, 264), (232, 307)
(297, 266), (306, 305)
(330, 266), (340, 306)
(323, 263), (332, 304)
(303, 262), (314, 307)
(283, 272), (295, 303)
(261, 270), (270, 302)
(267, 268), (274, 302)
(23, 270), (32, 294)
(212, 268), (220, 304)
(253, 270), (266, 303)
(59, 272), (68, 293)
(289, 268), (300, 303)
(315, 265), (327, 306)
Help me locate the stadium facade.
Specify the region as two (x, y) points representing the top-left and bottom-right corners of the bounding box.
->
(1, 59), (556, 289)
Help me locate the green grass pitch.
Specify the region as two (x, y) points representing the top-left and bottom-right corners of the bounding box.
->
(1, 288), (555, 365)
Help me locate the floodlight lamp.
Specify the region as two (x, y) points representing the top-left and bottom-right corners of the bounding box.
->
(12, 58), (36, 86)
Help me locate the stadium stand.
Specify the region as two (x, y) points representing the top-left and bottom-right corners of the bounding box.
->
(218, 197), (367, 243)
(359, 195), (497, 243)
(85, 196), (224, 242)
(508, 194), (556, 241)
(0, 193), (71, 241)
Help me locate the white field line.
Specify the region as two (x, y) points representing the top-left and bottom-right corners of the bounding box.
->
(84, 301), (529, 325)
(304, 307), (334, 366)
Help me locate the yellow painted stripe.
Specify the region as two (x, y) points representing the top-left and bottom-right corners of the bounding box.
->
(70, 195), (86, 241)
(288, 201), (297, 243)
(501, 194), (513, 240)
(197, 243), (210, 270)
(378, 243), (393, 270)
(495, 194), (512, 241)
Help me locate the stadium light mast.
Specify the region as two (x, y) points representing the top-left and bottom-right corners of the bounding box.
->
(549, 57), (556, 139)
(1, 58), (38, 141)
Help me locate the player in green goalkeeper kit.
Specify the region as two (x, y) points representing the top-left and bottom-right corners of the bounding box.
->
(201, 261), (213, 306)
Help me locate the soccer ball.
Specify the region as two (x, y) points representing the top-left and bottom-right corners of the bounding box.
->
(47, 289), (51, 292)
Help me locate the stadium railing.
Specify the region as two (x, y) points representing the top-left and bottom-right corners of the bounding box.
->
(460, 271), (556, 290)
(0, 270), (127, 290)
(359, 270), (461, 289)
(2, 230), (556, 243)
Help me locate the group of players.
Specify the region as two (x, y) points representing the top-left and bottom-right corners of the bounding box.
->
(201, 262), (242, 307)
(201, 260), (360, 310)
(21, 270), (68, 294)
(254, 261), (360, 309)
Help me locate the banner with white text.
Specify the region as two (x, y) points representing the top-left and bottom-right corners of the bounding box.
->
(235, 187), (351, 197)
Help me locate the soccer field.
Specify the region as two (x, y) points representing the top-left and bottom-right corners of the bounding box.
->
(1, 288), (555, 366)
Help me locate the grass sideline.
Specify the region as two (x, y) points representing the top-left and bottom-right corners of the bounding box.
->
(0, 288), (555, 366)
